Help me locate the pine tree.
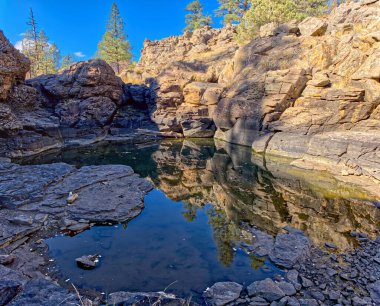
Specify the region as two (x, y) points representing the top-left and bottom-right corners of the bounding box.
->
(20, 8), (60, 77)
(23, 8), (40, 77)
(61, 54), (75, 70)
(45, 43), (60, 74)
(184, 0), (212, 32)
(236, 0), (327, 42)
(215, 0), (251, 25)
(97, 2), (132, 74)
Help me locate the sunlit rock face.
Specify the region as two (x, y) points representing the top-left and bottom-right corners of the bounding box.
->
(122, 26), (238, 137)
(149, 140), (379, 250)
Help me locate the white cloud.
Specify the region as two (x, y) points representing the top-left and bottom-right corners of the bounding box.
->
(19, 33), (25, 36)
(74, 51), (86, 58)
(14, 40), (24, 50)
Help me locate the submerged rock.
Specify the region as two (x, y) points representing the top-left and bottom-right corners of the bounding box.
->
(75, 254), (100, 270)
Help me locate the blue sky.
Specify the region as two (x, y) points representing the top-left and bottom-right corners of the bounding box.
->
(0, 0), (221, 61)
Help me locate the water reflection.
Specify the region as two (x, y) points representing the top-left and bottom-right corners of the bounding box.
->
(23, 138), (379, 250)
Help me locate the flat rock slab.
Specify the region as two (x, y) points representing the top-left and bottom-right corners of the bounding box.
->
(0, 162), (153, 231)
(203, 282), (243, 306)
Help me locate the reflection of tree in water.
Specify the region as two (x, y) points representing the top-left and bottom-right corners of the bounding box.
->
(207, 208), (241, 267)
(182, 202), (198, 222)
(250, 254), (266, 269)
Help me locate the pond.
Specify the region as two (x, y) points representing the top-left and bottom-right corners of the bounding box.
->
(20, 139), (380, 301)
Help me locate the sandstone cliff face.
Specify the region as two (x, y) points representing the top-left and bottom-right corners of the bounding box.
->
(124, 0), (380, 192)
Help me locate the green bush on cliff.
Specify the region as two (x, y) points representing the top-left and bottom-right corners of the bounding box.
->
(236, 0), (327, 42)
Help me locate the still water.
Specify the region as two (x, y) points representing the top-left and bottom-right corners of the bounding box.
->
(21, 139), (379, 299)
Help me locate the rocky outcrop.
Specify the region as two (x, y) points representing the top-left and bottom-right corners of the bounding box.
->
(0, 36), (154, 157)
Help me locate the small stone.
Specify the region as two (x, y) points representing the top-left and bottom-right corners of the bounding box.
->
(327, 267), (337, 277)
(298, 299), (318, 306)
(309, 290), (325, 301)
(301, 276), (313, 288)
(328, 290), (340, 300)
(286, 270), (300, 285)
(277, 281), (296, 296)
(374, 258), (380, 265)
(67, 192), (79, 204)
(247, 278), (285, 302)
(249, 296), (269, 306)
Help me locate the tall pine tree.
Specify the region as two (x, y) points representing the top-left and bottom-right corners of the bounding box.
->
(97, 2), (132, 74)
(184, 0), (212, 32)
(20, 8), (60, 77)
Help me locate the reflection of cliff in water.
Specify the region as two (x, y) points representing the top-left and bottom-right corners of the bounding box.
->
(149, 139), (379, 249)
(19, 139), (379, 250)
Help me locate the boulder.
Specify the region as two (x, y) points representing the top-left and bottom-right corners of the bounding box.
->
(203, 282), (243, 306)
(269, 229), (311, 268)
(247, 278), (285, 302)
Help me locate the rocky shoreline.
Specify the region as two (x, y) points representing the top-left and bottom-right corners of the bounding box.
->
(0, 141), (379, 305)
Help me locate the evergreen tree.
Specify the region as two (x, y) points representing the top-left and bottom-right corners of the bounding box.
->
(97, 2), (132, 74)
(215, 0), (251, 24)
(236, 0), (327, 42)
(20, 8), (60, 77)
(61, 54), (75, 70)
(184, 0), (212, 32)
(45, 43), (60, 74)
(23, 8), (40, 77)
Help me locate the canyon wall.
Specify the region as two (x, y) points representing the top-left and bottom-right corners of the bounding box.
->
(123, 0), (380, 194)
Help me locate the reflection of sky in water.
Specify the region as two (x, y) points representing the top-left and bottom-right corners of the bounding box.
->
(47, 189), (282, 299)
